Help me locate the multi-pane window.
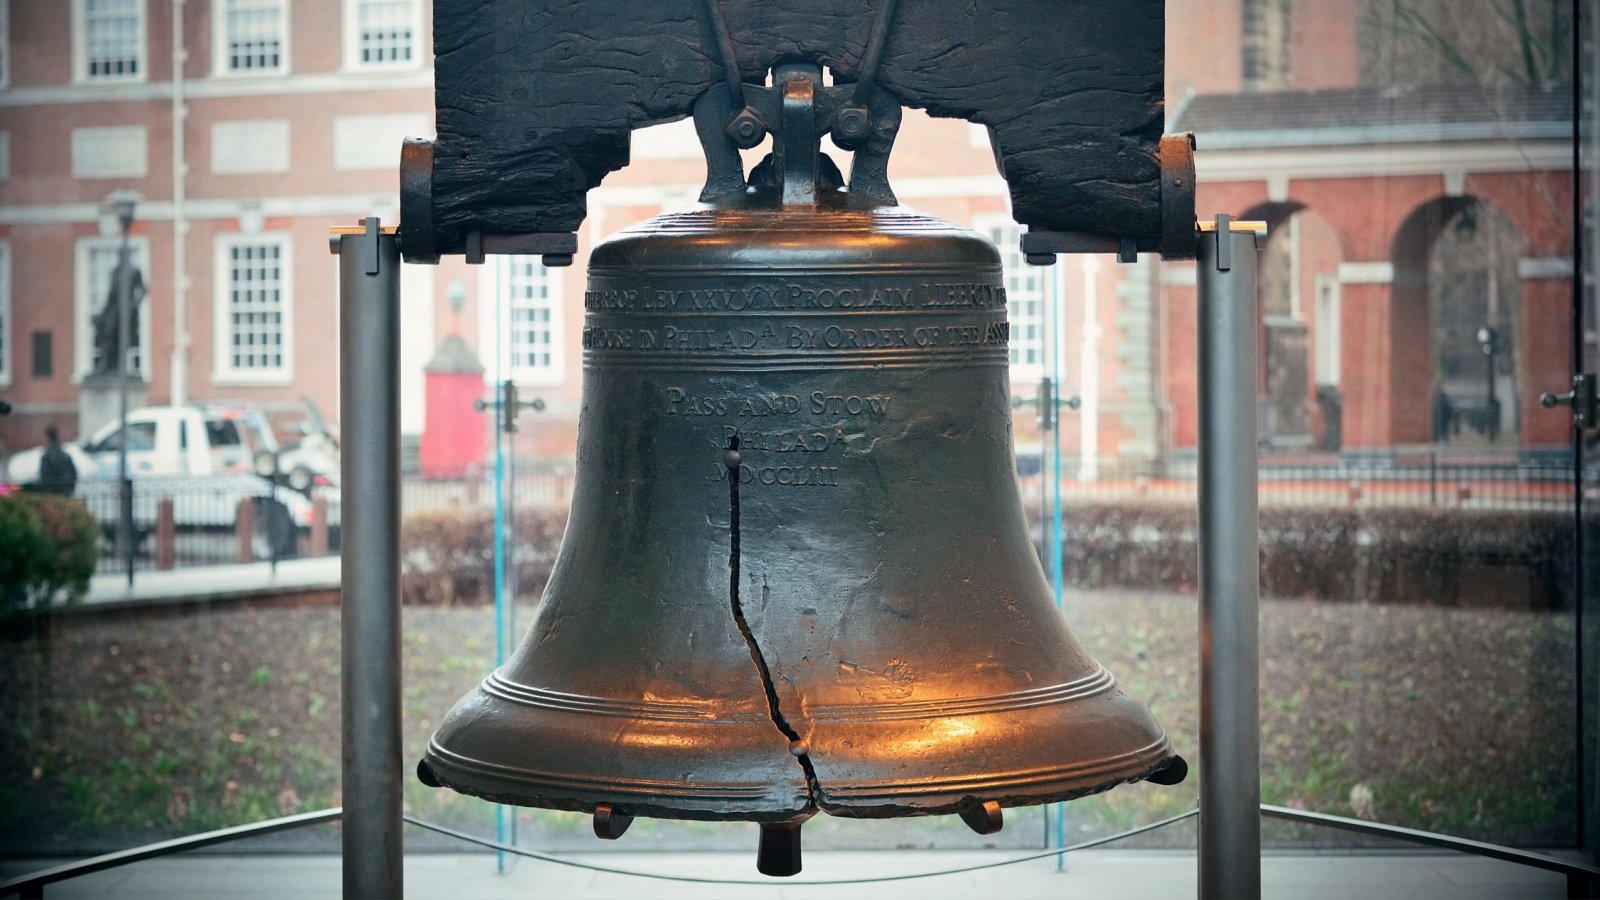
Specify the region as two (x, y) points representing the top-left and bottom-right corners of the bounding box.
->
(0, 1), (10, 90)
(79, 0), (144, 81)
(349, 0), (418, 68)
(985, 221), (1045, 371)
(1242, 0), (1291, 91)
(218, 0), (287, 75)
(503, 256), (558, 376)
(217, 237), (291, 379)
(75, 237), (151, 379)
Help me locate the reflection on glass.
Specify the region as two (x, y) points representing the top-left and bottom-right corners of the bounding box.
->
(0, 0), (1586, 868)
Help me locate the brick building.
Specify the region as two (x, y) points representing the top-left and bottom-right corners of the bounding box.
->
(0, 0), (454, 457)
(0, 0), (1579, 472)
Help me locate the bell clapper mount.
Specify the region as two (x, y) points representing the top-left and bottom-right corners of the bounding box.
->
(959, 800), (1004, 836)
(593, 804), (635, 840)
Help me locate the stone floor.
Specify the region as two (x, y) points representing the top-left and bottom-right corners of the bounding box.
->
(0, 849), (1577, 899)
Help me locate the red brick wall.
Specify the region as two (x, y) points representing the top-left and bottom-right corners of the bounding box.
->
(1523, 279), (1575, 447)
(1288, 0), (1361, 90)
(1339, 283), (1394, 448)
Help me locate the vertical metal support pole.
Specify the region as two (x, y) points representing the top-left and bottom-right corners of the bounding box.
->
(334, 218), (403, 900)
(1197, 215), (1261, 900)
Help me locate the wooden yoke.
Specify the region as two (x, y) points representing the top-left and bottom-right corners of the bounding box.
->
(400, 0), (1194, 264)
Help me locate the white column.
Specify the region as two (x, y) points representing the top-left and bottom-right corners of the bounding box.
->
(1078, 255), (1101, 481)
(169, 0), (190, 407)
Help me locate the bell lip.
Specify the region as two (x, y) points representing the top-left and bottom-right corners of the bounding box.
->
(809, 737), (1180, 819)
(418, 740), (815, 825)
(417, 739), (1184, 824)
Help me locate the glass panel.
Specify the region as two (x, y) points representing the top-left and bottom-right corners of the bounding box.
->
(1048, 0), (1585, 851)
(0, 0), (1586, 886)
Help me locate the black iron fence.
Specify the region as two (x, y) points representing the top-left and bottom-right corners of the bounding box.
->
(77, 477), (340, 575)
(76, 453), (1580, 575)
(1018, 453), (1577, 513)
(399, 470), (574, 515)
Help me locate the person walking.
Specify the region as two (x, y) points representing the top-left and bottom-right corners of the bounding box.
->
(36, 425), (77, 495)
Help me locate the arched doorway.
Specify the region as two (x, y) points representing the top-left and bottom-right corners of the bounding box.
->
(1392, 197), (1525, 448)
(1242, 201), (1347, 451)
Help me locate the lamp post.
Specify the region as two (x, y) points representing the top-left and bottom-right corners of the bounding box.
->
(104, 188), (140, 585)
(1476, 325), (1499, 441)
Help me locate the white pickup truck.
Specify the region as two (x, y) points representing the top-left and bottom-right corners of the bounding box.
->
(4, 406), (339, 558)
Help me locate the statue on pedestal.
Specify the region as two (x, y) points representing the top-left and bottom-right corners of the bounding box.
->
(90, 259), (145, 377)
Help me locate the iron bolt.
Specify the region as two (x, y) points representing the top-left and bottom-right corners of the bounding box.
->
(725, 108), (767, 149)
(832, 105), (871, 148)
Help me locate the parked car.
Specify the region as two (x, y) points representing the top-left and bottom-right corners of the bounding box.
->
(5, 406), (276, 483)
(5, 406), (339, 559)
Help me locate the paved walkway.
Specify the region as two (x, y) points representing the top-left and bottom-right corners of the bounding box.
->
(78, 556), (340, 612)
(0, 849), (1574, 898)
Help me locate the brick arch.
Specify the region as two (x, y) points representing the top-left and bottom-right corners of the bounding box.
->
(1180, 171), (1571, 453)
(1238, 201), (1349, 449)
(1386, 195), (1553, 448)
(1395, 194), (1568, 448)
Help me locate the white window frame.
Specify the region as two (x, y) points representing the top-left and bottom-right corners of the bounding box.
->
(976, 215), (1046, 380)
(72, 0), (147, 84)
(0, 242), (10, 386)
(1314, 275), (1341, 387)
(480, 255), (565, 387)
(213, 232), (294, 385)
(212, 0), (290, 78)
(0, 0), (11, 91)
(343, 0), (423, 71)
(74, 236), (152, 382)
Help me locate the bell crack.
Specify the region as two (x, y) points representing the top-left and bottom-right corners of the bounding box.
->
(725, 439), (822, 809)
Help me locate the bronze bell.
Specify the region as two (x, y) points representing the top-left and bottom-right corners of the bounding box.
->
(419, 65), (1184, 877)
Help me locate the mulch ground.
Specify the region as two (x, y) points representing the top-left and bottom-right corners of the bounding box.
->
(0, 591), (1577, 855)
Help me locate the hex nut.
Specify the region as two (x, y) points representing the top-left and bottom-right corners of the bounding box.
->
(832, 105), (871, 148)
(725, 108), (767, 149)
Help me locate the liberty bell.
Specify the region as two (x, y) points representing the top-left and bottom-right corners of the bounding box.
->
(417, 62), (1187, 876)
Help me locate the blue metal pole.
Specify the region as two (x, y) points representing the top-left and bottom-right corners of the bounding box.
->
(1048, 254), (1067, 870)
(490, 274), (513, 874)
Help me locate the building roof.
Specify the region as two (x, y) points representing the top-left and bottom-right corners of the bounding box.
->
(1170, 82), (1574, 150)
(424, 335), (486, 375)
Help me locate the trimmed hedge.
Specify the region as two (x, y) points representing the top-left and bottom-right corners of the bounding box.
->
(400, 507), (568, 606)
(0, 491), (99, 619)
(399, 502), (1580, 610)
(1054, 503), (1580, 609)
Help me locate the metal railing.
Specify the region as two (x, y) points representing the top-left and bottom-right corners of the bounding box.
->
(67, 453), (1578, 576)
(6, 805), (1598, 898)
(72, 479), (340, 575)
(399, 470), (575, 515)
(1017, 454), (1577, 512)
